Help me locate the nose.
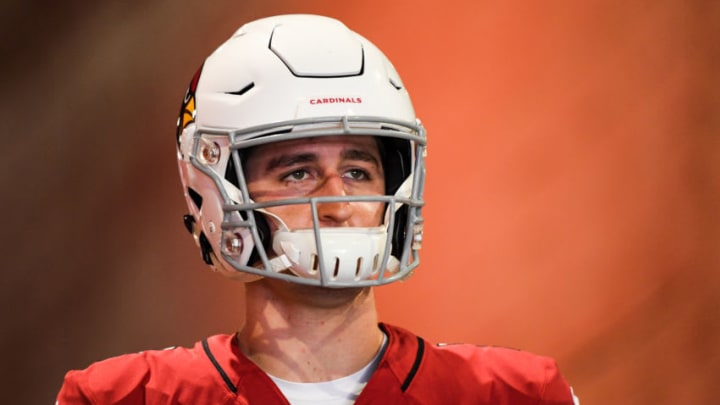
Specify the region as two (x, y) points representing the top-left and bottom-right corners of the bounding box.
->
(315, 175), (352, 225)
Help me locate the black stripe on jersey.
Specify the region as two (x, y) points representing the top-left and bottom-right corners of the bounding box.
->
(202, 339), (238, 394)
(401, 336), (425, 392)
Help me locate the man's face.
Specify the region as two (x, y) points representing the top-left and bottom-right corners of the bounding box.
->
(244, 135), (386, 230)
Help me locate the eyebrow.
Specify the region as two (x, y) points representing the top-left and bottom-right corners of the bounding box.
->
(265, 153), (316, 172)
(264, 148), (381, 172)
(341, 149), (381, 167)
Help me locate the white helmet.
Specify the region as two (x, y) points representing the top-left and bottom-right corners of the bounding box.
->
(176, 14), (426, 287)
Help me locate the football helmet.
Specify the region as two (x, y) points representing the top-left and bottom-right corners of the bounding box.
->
(176, 14), (426, 287)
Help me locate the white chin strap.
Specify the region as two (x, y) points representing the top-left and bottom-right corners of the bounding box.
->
(271, 227), (399, 283)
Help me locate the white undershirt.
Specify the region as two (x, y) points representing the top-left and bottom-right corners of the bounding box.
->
(268, 333), (387, 405)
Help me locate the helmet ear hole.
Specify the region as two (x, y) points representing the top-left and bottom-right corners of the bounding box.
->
(198, 231), (214, 265)
(187, 187), (203, 210)
(182, 214), (214, 266)
(183, 214), (196, 234)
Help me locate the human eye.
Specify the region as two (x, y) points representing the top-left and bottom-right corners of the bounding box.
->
(343, 168), (370, 181)
(282, 168), (311, 182)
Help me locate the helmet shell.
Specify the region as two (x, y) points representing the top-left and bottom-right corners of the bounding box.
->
(176, 15), (426, 286)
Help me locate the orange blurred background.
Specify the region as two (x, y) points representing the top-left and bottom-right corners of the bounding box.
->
(2, 1), (718, 403)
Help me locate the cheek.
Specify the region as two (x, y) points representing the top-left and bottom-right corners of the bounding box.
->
(248, 180), (304, 201)
(351, 202), (386, 226)
(264, 205), (313, 229)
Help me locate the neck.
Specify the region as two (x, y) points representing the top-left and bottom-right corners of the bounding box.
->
(237, 278), (383, 382)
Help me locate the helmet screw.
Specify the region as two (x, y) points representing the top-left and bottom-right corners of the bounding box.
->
(199, 139), (221, 165)
(222, 232), (243, 256)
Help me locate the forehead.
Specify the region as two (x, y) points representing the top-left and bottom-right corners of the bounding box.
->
(244, 135), (380, 160)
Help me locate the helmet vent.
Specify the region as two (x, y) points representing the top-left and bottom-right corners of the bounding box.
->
(226, 82), (255, 96)
(389, 77), (402, 90)
(332, 258), (341, 278)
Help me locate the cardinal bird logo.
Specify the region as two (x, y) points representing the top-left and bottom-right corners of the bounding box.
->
(176, 64), (203, 145)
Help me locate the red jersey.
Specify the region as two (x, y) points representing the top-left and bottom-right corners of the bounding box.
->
(58, 323), (575, 404)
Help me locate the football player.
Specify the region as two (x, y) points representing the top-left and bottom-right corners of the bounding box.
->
(58, 14), (579, 404)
